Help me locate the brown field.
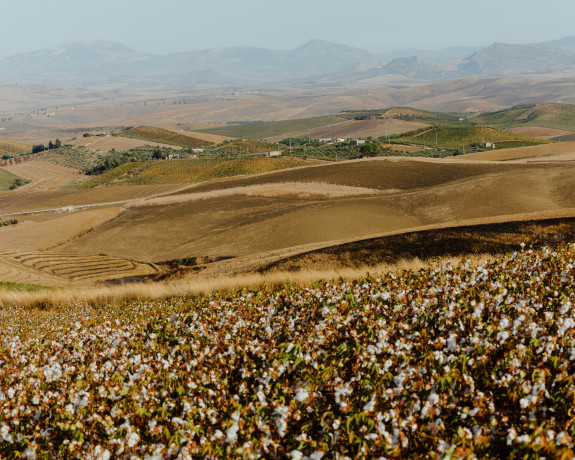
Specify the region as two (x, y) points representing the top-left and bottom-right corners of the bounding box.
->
(155, 126), (235, 145)
(0, 207), (159, 286)
(0, 184), (184, 214)
(70, 136), (180, 151)
(264, 119), (428, 143)
(54, 158), (575, 265)
(1, 160), (86, 190)
(506, 126), (574, 139)
(459, 141), (575, 161)
(1, 148), (574, 288)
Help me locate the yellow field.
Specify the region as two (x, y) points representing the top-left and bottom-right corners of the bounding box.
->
(71, 135), (180, 151)
(0, 139), (31, 156)
(0, 160), (85, 190)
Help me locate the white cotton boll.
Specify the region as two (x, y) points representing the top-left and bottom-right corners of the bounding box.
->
(556, 431), (569, 445)
(363, 394), (376, 413)
(519, 398), (529, 409)
(274, 406), (289, 437)
(126, 431), (139, 448)
(0, 423), (12, 443)
(309, 452), (324, 460)
(295, 387), (310, 403)
(446, 333), (458, 352)
(428, 392), (439, 405)
(500, 317), (509, 329)
(94, 446), (111, 460)
(497, 331), (510, 344)
(225, 415), (240, 444)
(516, 434), (530, 444)
(507, 428), (517, 445)
(289, 450), (303, 460)
(437, 440), (451, 453)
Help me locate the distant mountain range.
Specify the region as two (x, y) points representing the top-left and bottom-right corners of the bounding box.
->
(1, 37), (575, 88)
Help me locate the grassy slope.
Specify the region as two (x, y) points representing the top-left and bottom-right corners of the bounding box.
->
(339, 107), (468, 125)
(197, 116), (347, 139)
(0, 139), (31, 156)
(77, 157), (323, 188)
(0, 168), (24, 190)
(116, 126), (214, 148)
(391, 126), (551, 149)
(470, 103), (575, 131)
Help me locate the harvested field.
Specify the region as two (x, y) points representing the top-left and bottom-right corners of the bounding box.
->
(70, 136), (179, 151)
(1, 251), (157, 283)
(459, 141), (575, 161)
(506, 126), (574, 139)
(0, 160), (86, 190)
(0, 208), (123, 251)
(0, 250), (158, 286)
(263, 119), (429, 143)
(172, 157), (516, 194)
(0, 184), (184, 214)
(55, 159), (575, 263)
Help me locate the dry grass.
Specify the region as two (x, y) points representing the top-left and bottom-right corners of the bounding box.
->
(128, 182), (383, 208)
(0, 254), (497, 309)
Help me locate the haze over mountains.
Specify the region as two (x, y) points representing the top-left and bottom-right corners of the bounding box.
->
(2, 36), (575, 88)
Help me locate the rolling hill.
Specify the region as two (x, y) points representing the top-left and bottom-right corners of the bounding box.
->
(198, 116), (347, 139)
(390, 126), (551, 150)
(470, 103), (575, 131)
(116, 126), (214, 148)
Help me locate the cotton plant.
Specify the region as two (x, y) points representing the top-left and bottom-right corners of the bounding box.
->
(0, 243), (574, 457)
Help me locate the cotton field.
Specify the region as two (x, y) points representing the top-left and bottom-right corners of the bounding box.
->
(1, 243), (575, 458)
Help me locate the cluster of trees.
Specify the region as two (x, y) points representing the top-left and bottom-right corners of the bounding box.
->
(32, 139), (61, 154)
(0, 219), (18, 227)
(9, 178), (30, 190)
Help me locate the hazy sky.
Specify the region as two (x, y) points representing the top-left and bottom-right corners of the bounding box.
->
(2, 0), (574, 56)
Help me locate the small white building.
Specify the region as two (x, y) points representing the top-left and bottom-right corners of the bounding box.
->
(319, 138), (334, 144)
(482, 142), (495, 149)
(192, 148), (204, 154)
(334, 137), (346, 143)
(266, 151), (282, 157)
(351, 139), (366, 146)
